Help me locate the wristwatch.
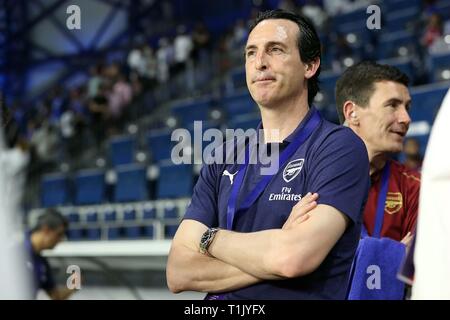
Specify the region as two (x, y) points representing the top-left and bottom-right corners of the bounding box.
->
(199, 228), (219, 254)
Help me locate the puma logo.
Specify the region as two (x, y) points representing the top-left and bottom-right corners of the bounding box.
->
(222, 170), (238, 185)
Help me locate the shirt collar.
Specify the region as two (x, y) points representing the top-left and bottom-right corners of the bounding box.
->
(284, 106), (316, 144)
(257, 105), (316, 146)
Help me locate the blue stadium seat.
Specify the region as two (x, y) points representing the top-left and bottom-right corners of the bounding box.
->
(431, 52), (450, 82)
(157, 162), (193, 198)
(377, 57), (415, 83)
(67, 212), (80, 223)
(123, 209), (136, 221)
(383, 0), (421, 13)
(410, 84), (448, 121)
(437, 0), (450, 20)
(124, 226), (141, 239)
(147, 129), (173, 162)
(114, 164), (148, 202)
(109, 135), (135, 166)
(86, 211), (98, 223)
(86, 227), (101, 240)
(230, 68), (246, 89)
(107, 227), (121, 240)
(143, 206), (157, 219)
(384, 8), (419, 33)
(319, 72), (340, 106)
(171, 98), (212, 127)
(41, 173), (71, 207)
(143, 225), (154, 238)
(229, 113), (261, 131)
(332, 7), (367, 26)
(164, 224), (179, 239)
(377, 31), (416, 60)
(408, 84), (449, 154)
(335, 23), (372, 58)
(67, 228), (83, 241)
(221, 90), (257, 116)
(164, 203), (179, 219)
(74, 169), (105, 205)
(104, 209), (116, 222)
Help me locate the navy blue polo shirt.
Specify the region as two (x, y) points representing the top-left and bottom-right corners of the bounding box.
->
(184, 107), (370, 299)
(25, 234), (55, 296)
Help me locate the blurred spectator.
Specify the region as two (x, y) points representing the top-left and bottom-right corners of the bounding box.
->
(215, 31), (233, 80)
(421, 13), (443, 48)
(278, 0), (298, 13)
(160, 0), (174, 22)
(87, 64), (104, 98)
(172, 25), (193, 76)
(1, 101), (30, 191)
(127, 44), (146, 75)
(232, 19), (248, 49)
(141, 45), (158, 89)
(60, 88), (87, 162)
(30, 120), (59, 166)
(192, 22), (211, 64)
(323, 0), (351, 16)
(156, 37), (173, 84)
(429, 19), (450, 55)
(301, 0), (328, 30)
(89, 83), (109, 147)
(27, 209), (76, 299)
(403, 138), (423, 171)
(48, 86), (67, 125)
(107, 73), (132, 135)
(323, 0), (370, 16)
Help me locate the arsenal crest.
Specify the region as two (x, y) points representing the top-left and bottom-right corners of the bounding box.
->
(385, 192), (403, 214)
(283, 159), (304, 183)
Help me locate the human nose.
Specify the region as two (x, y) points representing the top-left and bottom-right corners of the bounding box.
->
(255, 50), (268, 70)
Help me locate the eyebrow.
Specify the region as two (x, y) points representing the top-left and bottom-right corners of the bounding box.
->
(245, 41), (288, 52)
(384, 97), (412, 107)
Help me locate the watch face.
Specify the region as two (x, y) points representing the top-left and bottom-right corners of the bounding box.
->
(200, 230), (211, 252)
(200, 228), (217, 253)
(201, 232), (210, 245)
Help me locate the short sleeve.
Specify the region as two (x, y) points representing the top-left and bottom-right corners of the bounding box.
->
(183, 163), (219, 228)
(308, 127), (370, 225)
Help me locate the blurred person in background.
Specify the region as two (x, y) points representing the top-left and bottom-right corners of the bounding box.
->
(1, 93), (33, 299)
(422, 13), (443, 49)
(412, 89), (450, 299)
(27, 209), (75, 300)
(402, 138), (423, 171)
(87, 64), (104, 99)
(89, 82), (109, 147)
(107, 72), (133, 135)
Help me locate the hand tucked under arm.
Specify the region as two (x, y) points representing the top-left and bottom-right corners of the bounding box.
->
(208, 204), (349, 279)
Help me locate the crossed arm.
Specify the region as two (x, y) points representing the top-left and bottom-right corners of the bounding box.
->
(166, 193), (349, 293)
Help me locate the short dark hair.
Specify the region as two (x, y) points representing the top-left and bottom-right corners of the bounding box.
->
(335, 61), (410, 124)
(32, 208), (68, 233)
(249, 9), (321, 106)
